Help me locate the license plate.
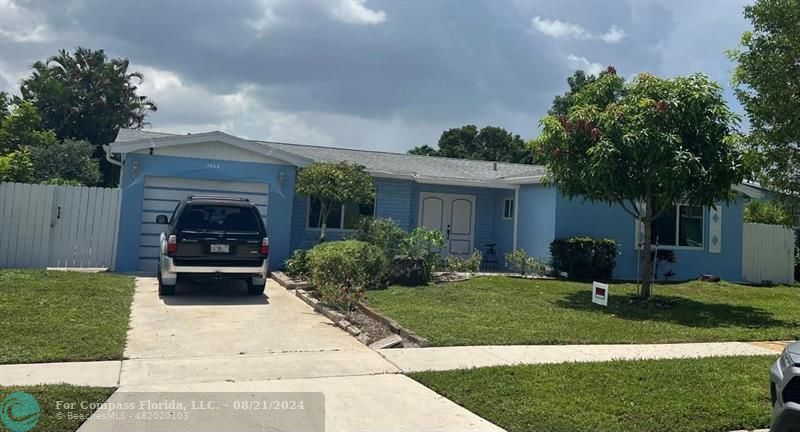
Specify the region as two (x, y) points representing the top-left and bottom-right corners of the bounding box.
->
(210, 244), (230, 253)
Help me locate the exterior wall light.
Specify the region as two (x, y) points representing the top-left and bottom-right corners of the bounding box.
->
(278, 170), (286, 188)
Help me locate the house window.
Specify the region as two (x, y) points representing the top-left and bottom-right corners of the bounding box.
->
(503, 199), (514, 220)
(307, 198), (375, 230)
(652, 205), (704, 247)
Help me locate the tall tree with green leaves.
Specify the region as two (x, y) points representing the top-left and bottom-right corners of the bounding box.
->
(729, 0), (800, 220)
(537, 70), (743, 298)
(548, 69), (598, 116)
(295, 162), (375, 241)
(408, 125), (531, 163)
(0, 100), (56, 153)
(20, 47), (157, 186)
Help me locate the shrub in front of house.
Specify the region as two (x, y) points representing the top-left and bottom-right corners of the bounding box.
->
(505, 249), (547, 276)
(306, 240), (386, 311)
(346, 218), (445, 286)
(387, 227), (445, 285)
(345, 217), (407, 261)
(284, 249), (310, 279)
(444, 250), (482, 272)
(550, 237), (619, 280)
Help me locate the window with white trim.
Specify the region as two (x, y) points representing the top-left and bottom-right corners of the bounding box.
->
(503, 198), (514, 220)
(651, 205), (704, 247)
(307, 198), (375, 230)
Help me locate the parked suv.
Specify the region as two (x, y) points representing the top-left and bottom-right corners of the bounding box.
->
(771, 341), (800, 432)
(155, 195), (269, 296)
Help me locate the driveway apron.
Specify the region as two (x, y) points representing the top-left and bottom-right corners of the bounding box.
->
(78, 277), (504, 432)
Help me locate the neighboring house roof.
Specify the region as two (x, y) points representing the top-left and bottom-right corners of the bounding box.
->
(113, 129), (546, 187)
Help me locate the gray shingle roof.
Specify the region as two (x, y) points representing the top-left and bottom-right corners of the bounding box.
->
(114, 129), (545, 182)
(115, 128), (177, 142)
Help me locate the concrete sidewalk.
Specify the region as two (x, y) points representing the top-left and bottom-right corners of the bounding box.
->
(1, 341), (784, 386)
(378, 341), (783, 372)
(0, 360), (121, 387)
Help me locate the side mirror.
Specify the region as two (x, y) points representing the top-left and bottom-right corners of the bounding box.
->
(155, 215), (169, 225)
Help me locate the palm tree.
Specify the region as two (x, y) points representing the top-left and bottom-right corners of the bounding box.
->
(21, 47), (157, 185)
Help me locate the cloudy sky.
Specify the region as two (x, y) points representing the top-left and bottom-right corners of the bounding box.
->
(0, 0), (751, 152)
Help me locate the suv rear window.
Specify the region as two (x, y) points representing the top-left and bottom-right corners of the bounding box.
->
(177, 205), (263, 233)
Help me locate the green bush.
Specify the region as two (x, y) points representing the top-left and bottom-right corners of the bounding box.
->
(505, 249), (547, 276)
(795, 248), (799, 282)
(284, 249), (310, 278)
(307, 240), (387, 311)
(346, 217), (407, 260)
(550, 237), (619, 280)
(398, 227), (445, 275)
(444, 250), (482, 272)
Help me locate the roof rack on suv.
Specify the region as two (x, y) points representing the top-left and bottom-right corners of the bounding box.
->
(186, 195), (250, 202)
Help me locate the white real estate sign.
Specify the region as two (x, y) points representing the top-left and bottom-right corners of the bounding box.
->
(592, 282), (609, 307)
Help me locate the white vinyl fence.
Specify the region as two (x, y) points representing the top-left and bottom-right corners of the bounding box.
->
(742, 222), (796, 285)
(0, 182), (120, 269)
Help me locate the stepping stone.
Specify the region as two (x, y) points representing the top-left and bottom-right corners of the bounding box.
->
(370, 334), (403, 349)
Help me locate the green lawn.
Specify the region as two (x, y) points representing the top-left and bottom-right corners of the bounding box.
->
(0, 270), (135, 364)
(367, 277), (800, 346)
(411, 355), (775, 432)
(0, 385), (116, 432)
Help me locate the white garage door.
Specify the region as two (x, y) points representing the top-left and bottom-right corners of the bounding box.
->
(138, 176), (269, 272)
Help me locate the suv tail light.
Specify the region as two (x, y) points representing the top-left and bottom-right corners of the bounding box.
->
(260, 238), (270, 256)
(167, 235), (177, 256)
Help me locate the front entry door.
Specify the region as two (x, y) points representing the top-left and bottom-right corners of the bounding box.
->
(419, 192), (476, 257)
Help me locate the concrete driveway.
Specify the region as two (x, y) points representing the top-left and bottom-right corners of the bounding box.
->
(79, 277), (504, 432)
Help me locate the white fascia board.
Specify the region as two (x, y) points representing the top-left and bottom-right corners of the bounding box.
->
(413, 176), (517, 190)
(370, 171), (518, 189)
(109, 131), (313, 167)
(498, 175), (546, 185)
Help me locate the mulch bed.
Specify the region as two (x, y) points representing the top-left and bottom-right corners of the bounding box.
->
(346, 309), (394, 345)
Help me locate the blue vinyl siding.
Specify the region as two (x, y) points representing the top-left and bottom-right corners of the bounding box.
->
(516, 184), (557, 259)
(290, 178), (516, 267)
(553, 194), (745, 281)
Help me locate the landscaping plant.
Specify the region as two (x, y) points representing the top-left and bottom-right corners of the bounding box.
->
(398, 227), (445, 273)
(550, 237), (619, 280)
(744, 200), (795, 226)
(346, 217), (407, 261)
(504, 249), (547, 276)
(444, 250), (482, 272)
(538, 69), (743, 297)
(306, 240), (386, 312)
(284, 249), (310, 279)
(295, 161), (375, 241)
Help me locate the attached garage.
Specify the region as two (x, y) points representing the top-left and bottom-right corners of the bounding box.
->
(137, 176), (269, 272)
(109, 131), (309, 273)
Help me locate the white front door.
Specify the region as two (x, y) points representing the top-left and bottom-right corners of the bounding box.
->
(419, 192), (476, 257)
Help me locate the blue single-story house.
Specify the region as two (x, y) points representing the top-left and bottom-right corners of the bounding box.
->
(109, 129), (760, 281)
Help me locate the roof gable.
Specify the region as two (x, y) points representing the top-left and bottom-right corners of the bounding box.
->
(110, 131), (312, 167)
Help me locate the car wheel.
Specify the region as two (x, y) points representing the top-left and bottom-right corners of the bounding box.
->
(247, 280), (265, 296)
(158, 268), (176, 296)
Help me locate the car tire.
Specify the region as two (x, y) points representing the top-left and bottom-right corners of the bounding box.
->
(247, 281), (265, 296)
(158, 268), (176, 296)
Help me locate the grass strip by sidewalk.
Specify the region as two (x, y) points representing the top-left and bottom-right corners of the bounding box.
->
(368, 277), (800, 346)
(0, 385), (116, 432)
(411, 355), (775, 432)
(0, 270), (135, 364)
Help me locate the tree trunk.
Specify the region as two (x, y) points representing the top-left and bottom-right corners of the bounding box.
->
(640, 197), (654, 299)
(319, 202), (328, 242)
